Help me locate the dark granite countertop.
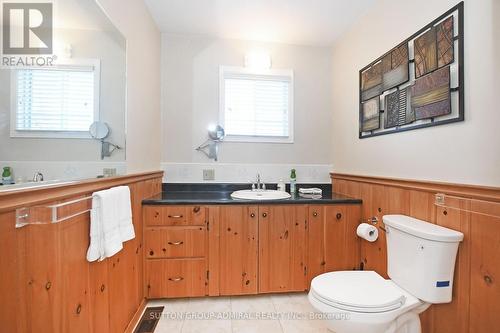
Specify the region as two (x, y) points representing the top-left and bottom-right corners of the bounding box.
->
(142, 183), (361, 205)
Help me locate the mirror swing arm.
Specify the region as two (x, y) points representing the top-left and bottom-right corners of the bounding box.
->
(195, 125), (225, 161)
(89, 121), (122, 160)
(99, 139), (122, 160)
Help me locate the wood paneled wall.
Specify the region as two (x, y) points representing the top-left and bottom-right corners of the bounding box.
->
(332, 173), (500, 333)
(0, 172), (162, 333)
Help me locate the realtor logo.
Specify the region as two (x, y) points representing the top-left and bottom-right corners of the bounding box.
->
(2, 2), (53, 54)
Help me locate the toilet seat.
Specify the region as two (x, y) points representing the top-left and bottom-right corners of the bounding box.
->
(310, 271), (413, 313)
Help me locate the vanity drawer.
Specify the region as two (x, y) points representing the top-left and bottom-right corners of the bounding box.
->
(144, 205), (206, 226)
(145, 227), (206, 259)
(146, 258), (208, 298)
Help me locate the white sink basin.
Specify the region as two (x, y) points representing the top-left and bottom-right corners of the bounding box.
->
(231, 190), (291, 201)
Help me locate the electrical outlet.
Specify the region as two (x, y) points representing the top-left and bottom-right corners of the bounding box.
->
(103, 168), (117, 177)
(203, 169), (215, 181)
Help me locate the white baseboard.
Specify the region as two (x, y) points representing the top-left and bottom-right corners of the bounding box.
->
(0, 161), (127, 182)
(161, 162), (333, 183)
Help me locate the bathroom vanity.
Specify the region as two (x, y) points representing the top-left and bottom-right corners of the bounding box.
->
(141, 185), (362, 299)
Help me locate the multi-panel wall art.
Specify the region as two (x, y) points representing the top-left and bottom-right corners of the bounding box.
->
(359, 2), (464, 138)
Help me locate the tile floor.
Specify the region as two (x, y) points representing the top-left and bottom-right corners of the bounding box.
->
(146, 293), (332, 333)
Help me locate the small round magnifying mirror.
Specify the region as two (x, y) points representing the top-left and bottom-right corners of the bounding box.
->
(208, 125), (225, 141)
(89, 121), (110, 140)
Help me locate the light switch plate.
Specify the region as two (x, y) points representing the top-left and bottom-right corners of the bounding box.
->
(203, 169), (215, 181)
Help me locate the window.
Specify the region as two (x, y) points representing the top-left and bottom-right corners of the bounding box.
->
(220, 66), (293, 143)
(10, 59), (100, 138)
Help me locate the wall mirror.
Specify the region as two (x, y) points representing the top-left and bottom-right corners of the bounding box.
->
(0, 0), (127, 186)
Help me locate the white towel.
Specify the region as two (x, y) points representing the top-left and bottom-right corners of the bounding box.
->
(86, 186), (135, 262)
(298, 187), (323, 195)
(87, 195), (103, 262)
(114, 186), (135, 242)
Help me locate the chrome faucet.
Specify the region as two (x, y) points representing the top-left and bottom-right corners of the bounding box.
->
(32, 172), (44, 182)
(252, 174), (266, 191)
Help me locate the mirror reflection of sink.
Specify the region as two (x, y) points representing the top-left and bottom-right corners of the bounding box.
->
(231, 190), (291, 200)
(0, 180), (78, 192)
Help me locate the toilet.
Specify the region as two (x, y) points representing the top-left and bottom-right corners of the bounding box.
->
(308, 214), (464, 333)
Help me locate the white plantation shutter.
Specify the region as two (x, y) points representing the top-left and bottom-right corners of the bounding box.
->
(221, 68), (293, 142)
(13, 63), (98, 136)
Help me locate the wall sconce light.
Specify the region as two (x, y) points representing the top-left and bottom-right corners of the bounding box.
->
(245, 51), (271, 70)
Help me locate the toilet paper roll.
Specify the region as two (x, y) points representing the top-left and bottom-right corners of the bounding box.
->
(356, 223), (378, 242)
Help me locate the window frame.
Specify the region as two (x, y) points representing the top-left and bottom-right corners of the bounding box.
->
(219, 66), (294, 144)
(10, 58), (101, 139)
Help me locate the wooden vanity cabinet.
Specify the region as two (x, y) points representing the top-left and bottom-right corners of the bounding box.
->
(144, 205), (209, 298)
(144, 203), (361, 298)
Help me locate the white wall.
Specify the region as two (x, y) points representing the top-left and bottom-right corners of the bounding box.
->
(161, 34), (333, 183)
(97, 0), (162, 173)
(331, 0), (500, 187)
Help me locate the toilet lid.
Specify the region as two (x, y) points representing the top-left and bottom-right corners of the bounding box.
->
(310, 271), (407, 313)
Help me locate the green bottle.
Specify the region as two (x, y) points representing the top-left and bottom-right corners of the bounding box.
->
(2, 167), (12, 185)
(290, 169), (297, 194)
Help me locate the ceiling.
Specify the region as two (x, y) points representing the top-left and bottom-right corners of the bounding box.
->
(54, 0), (118, 32)
(144, 0), (378, 46)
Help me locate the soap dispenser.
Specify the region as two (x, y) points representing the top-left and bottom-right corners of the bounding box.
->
(290, 169), (297, 194)
(2, 167), (13, 185)
(277, 179), (286, 192)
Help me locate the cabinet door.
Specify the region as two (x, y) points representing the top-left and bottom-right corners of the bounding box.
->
(259, 205), (308, 293)
(307, 205), (361, 287)
(307, 206), (325, 287)
(219, 206), (259, 295)
(324, 205), (360, 272)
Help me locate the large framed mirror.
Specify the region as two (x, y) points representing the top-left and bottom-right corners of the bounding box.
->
(0, 0), (126, 187)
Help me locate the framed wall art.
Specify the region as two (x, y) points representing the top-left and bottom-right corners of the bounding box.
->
(359, 2), (464, 139)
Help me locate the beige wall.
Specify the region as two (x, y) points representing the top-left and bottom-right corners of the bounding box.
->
(161, 34), (333, 165)
(331, 0), (500, 186)
(97, 0), (161, 173)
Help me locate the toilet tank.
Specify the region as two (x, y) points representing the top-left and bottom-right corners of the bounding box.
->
(383, 215), (463, 304)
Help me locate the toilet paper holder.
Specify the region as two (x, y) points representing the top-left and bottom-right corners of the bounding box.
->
(360, 217), (388, 233)
(361, 217), (379, 225)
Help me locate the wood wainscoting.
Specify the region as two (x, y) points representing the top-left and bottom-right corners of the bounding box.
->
(0, 171), (162, 333)
(331, 173), (500, 333)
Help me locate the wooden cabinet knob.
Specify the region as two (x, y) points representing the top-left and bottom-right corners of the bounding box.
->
(193, 206), (201, 213)
(336, 213), (342, 220)
(76, 304), (82, 315)
(262, 213), (268, 218)
(313, 212), (318, 217)
(378, 207), (382, 213)
(250, 213), (255, 218)
(100, 284), (106, 292)
(149, 250), (154, 256)
(45, 281), (51, 290)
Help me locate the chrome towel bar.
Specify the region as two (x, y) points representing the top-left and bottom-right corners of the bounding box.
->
(16, 195), (93, 228)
